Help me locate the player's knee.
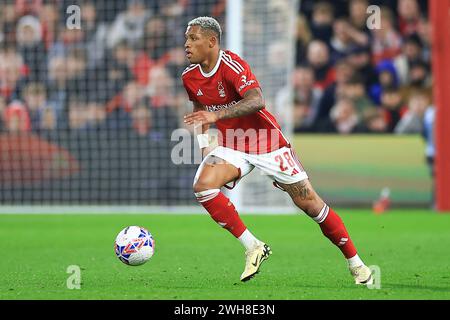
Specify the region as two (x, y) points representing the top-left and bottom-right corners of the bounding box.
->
(193, 179), (215, 193)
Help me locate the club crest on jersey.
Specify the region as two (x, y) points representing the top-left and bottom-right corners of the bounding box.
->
(217, 81), (226, 98)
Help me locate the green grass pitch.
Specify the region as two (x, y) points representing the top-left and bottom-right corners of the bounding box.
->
(1, 210), (450, 300)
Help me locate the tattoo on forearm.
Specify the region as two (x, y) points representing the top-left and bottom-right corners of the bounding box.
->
(193, 103), (205, 112)
(217, 90), (263, 120)
(217, 99), (261, 119)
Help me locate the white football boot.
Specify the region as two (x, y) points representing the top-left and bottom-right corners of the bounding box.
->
(350, 264), (374, 285)
(240, 243), (272, 282)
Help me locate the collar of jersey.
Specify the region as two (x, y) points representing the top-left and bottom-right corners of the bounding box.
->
(198, 50), (223, 78)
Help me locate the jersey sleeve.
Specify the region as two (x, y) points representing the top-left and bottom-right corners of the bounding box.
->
(223, 55), (260, 98)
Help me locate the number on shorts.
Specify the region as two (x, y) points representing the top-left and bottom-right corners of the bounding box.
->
(274, 155), (287, 171)
(284, 151), (295, 167)
(275, 151), (296, 172)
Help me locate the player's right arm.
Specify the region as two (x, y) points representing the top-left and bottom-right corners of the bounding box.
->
(182, 71), (214, 156)
(192, 101), (212, 157)
(192, 101), (210, 135)
(184, 88), (264, 125)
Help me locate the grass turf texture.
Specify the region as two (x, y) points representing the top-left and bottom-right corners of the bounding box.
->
(1, 210), (449, 300)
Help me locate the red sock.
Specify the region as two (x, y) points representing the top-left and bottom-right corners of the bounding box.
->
(195, 189), (247, 238)
(314, 205), (357, 259)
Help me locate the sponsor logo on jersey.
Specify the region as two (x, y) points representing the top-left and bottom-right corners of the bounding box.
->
(238, 75), (256, 92)
(217, 81), (226, 98)
(206, 100), (238, 112)
(197, 89), (203, 96)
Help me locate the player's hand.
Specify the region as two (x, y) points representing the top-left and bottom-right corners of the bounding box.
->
(184, 110), (219, 125)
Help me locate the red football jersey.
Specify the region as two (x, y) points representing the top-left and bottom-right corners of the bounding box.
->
(182, 50), (289, 154)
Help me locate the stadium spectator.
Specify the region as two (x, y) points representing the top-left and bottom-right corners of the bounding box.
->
(394, 89), (431, 134)
(67, 95), (106, 131)
(348, 0), (372, 43)
(346, 46), (378, 89)
(80, 0), (109, 69)
(275, 65), (322, 132)
(309, 1), (334, 43)
(416, 17), (431, 61)
(397, 0), (422, 37)
(319, 97), (364, 134)
(146, 66), (176, 109)
(118, 81), (146, 113)
(65, 47), (90, 98)
(78, 0), (127, 24)
(407, 59), (430, 88)
(3, 100), (31, 133)
(86, 100), (107, 129)
(329, 18), (357, 63)
(46, 55), (68, 117)
(181, 0), (226, 19)
(158, 0), (186, 49)
(142, 15), (170, 60)
(393, 33), (424, 86)
(316, 59), (355, 124)
(380, 86), (408, 132)
(0, 2), (18, 44)
(292, 97), (309, 132)
(39, 103), (57, 132)
(362, 108), (388, 133)
(291, 64), (323, 131)
(369, 59), (399, 105)
(48, 24), (85, 61)
(133, 15), (175, 85)
(38, 1), (60, 49)
(306, 40), (335, 90)
(0, 47), (25, 102)
(110, 40), (137, 74)
(14, 0), (43, 17)
(80, 1), (101, 42)
(67, 96), (88, 131)
(371, 6), (403, 65)
(16, 15), (47, 81)
(94, 40), (134, 104)
(21, 82), (56, 132)
(165, 47), (189, 86)
(400, 59), (432, 102)
(107, 0), (152, 49)
(130, 100), (178, 142)
(341, 73), (377, 118)
(131, 101), (152, 137)
(295, 14), (312, 65)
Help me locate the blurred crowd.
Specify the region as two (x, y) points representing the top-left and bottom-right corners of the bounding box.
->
(0, 0), (436, 204)
(0, 0), (226, 139)
(289, 0), (434, 135)
(0, 0), (434, 140)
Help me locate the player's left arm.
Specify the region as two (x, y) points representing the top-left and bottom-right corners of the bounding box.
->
(183, 88), (264, 125)
(216, 87), (264, 120)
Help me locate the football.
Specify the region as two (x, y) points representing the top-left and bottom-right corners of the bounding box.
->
(114, 226), (155, 266)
